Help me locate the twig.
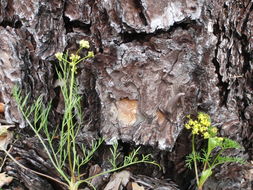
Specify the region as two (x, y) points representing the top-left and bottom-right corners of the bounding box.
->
(2, 147), (68, 188)
(0, 151), (8, 172)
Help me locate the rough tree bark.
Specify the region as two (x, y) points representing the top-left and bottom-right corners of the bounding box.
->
(0, 0), (252, 189)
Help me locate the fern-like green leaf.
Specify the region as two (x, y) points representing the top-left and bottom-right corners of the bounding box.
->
(222, 138), (241, 149)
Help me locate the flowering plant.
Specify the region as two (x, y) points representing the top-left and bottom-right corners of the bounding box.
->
(11, 40), (158, 190)
(185, 112), (245, 190)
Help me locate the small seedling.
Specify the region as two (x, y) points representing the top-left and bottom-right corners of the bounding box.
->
(185, 112), (245, 190)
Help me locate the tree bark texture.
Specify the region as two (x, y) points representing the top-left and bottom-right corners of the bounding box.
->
(0, 0), (252, 189)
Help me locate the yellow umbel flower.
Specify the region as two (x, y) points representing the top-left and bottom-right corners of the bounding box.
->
(185, 112), (214, 138)
(203, 132), (210, 139)
(55, 52), (63, 60)
(199, 125), (208, 133)
(198, 112), (211, 127)
(87, 51), (94, 58)
(211, 127), (218, 134)
(79, 40), (90, 49)
(188, 119), (195, 126)
(192, 127), (199, 135)
(185, 123), (191, 129)
(70, 54), (80, 63)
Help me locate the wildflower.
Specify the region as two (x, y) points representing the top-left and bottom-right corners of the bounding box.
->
(185, 113), (212, 136)
(195, 123), (201, 131)
(55, 52), (63, 60)
(199, 125), (208, 133)
(79, 40), (90, 49)
(185, 123), (191, 129)
(192, 127), (199, 135)
(188, 119), (195, 126)
(203, 132), (210, 139)
(198, 112), (209, 120)
(87, 51), (94, 58)
(198, 112), (211, 127)
(70, 54), (80, 63)
(201, 119), (211, 127)
(211, 127), (218, 134)
(185, 112), (245, 190)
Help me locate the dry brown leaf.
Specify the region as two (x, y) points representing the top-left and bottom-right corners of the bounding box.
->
(104, 171), (131, 190)
(0, 172), (13, 187)
(132, 182), (145, 190)
(89, 164), (104, 188)
(0, 126), (13, 150)
(0, 103), (4, 113)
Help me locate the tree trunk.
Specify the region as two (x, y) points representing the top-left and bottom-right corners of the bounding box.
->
(0, 0), (252, 189)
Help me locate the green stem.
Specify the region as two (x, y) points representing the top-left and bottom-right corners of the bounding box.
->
(67, 63), (76, 179)
(192, 134), (200, 187)
(59, 58), (72, 65)
(76, 47), (83, 56)
(203, 150), (211, 172)
(13, 89), (70, 183)
(203, 138), (213, 172)
(22, 112), (70, 183)
(210, 149), (224, 168)
(76, 55), (92, 65)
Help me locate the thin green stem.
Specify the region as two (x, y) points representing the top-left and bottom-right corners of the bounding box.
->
(76, 55), (92, 65)
(192, 135), (200, 187)
(66, 64), (76, 179)
(23, 113), (70, 183)
(59, 58), (72, 65)
(76, 47), (83, 56)
(203, 151), (210, 172)
(209, 149), (224, 168)
(13, 90), (70, 183)
(203, 138), (214, 172)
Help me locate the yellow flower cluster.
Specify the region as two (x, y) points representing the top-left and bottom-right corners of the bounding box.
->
(55, 52), (63, 60)
(79, 40), (90, 49)
(87, 51), (94, 58)
(70, 54), (81, 62)
(55, 39), (94, 67)
(185, 112), (217, 139)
